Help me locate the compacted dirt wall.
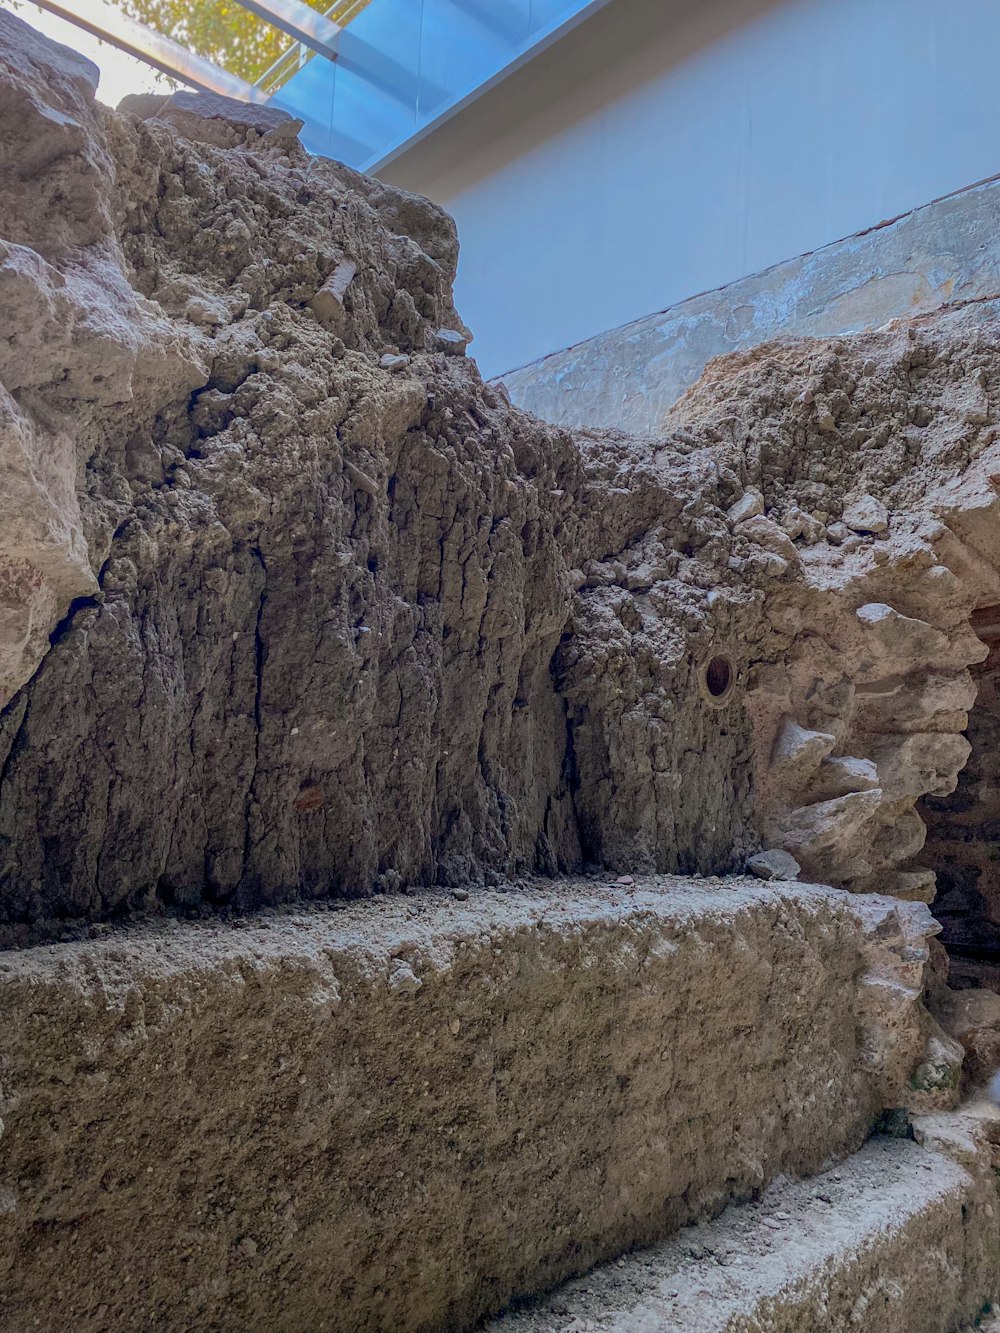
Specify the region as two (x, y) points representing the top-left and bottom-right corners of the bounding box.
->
(0, 11), (758, 938)
(0, 878), (947, 1333)
(7, 12), (1000, 1332)
(4, 15), (1000, 951)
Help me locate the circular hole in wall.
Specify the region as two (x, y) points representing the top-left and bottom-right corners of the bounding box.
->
(701, 654), (736, 706)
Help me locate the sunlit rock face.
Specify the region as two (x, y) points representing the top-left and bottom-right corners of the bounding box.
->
(5, 9), (1000, 953)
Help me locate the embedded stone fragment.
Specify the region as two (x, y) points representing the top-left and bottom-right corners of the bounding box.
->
(780, 505), (824, 543)
(856, 603), (988, 675)
(891, 869), (938, 903)
(867, 732), (972, 802)
(851, 896), (956, 1109)
(310, 259), (358, 324)
(769, 717), (836, 779)
(908, 1110), (983, 1166)
(937, 987), (1000, 1087)
(746, 848), (801, 881)
(843, 493), (889, 534)
(865, 805), (928, 872)
(434, 327), (468, 354)
(852, 670), (977, 735)
(387, 958), (422, 994)
(734, 515), (800, 562)
(772, 789), (884, 883)
(727, 489), (764, 523)
(807, 754), (879, 802)
(856, 603), (948, 672)
(908, 1032), (964, 1106)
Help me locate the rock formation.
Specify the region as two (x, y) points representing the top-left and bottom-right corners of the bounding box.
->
(4, 0), (1000, 944)
(5, 9), (1000, 1331)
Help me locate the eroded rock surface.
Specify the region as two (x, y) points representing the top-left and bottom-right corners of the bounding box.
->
(4, 10), (1000, 957)
(7, 13), (1000, 1332)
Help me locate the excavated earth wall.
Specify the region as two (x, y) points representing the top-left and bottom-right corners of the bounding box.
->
(6, 11), (1000, 944)
(5, 9), (1000, 1331)
(0, 878), (952, 1333)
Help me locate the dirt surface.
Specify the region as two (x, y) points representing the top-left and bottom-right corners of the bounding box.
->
(488, 1122), (1000, 1333)
(0, 874), (954, 1332)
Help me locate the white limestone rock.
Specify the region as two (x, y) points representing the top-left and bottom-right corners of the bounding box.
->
(843, 493), (889, 534)
(891, 869), (938, 904)
(746, 848), (801, 881)
(434, 327), (468, 354)
(856, 604), (949, 673)
(727, 489), (764, 523)
(867, 732), (973, 802)
(853, 670), (977, 735)
(310, 259), (358, 325)
(772, 789), (884, 883)
(769, 717), (837, 778)
(807, 754), (879, 802)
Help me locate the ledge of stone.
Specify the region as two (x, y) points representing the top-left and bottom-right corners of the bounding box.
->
(0, 876), (947, 1332)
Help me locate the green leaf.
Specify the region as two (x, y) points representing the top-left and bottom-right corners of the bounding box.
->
(115, 0), (372, 85)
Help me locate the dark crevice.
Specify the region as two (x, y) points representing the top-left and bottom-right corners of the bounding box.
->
(46, 593), (102, 652)
(920, 620), (1000, 990)
(1, 590), (104, 722)
(0, 695), (30, 799)
(240, 546), (268, 887)
(556, 677), (590, 866)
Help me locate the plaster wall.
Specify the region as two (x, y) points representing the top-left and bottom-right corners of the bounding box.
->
(501, 178), (1000, 433)
(380, 0), (1000, 379)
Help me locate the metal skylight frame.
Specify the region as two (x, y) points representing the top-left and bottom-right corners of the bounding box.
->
(30, 0), (268, 100)
(232, 0), (342, 60)
(254, 0), (369, 95)
(29, 0), (354, 102)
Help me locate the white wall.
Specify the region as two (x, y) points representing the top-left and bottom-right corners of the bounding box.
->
(379, 0), (1000, 379)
